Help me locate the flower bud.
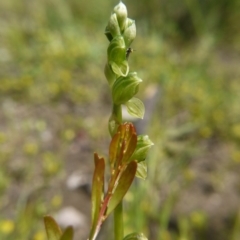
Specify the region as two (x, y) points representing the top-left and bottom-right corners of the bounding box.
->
(130, 135), (154, 162)
(107, 36), (125, 62)
(107, 13), (121, 38)
(107, 36), (129, 77)
(112, 72), (142, 105)
(123, 18), (136, 47)
(113, 1), (128, 31)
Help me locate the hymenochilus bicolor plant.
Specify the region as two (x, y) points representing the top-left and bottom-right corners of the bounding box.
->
(43, 2), (153, 240)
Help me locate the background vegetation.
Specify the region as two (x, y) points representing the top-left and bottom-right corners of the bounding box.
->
(0, 0), (240, 239)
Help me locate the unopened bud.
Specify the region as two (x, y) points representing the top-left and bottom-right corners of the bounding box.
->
(113, 1), (128, 31)
(107, 36), (129, 77)
(107, 13), (121, 38)
(123, 18), (136, 47)
(107, 36), (125, 61)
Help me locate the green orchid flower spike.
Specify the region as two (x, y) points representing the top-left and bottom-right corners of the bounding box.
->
(43, 2), (153, 240)
(89, 1), (153, 240)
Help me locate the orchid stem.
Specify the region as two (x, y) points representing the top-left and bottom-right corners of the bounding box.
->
(114, 201), (124, 240)
(112, 103), (124, 240)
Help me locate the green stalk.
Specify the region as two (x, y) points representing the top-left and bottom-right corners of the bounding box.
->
(113, 104), (122, 124)
(109, 104), (122, 137)
(114, 201), (124, 240)
(111, 103), (124, 240)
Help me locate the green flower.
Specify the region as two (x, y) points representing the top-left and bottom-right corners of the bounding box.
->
(130, 135), (154, 162)
(112, 72), (142, 105)
(107, 36), (129, 77)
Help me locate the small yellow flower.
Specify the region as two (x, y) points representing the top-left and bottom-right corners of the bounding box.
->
(0, 220), (15, 234)
(51, 195), (62, 208)
(33, 230), (46, 240)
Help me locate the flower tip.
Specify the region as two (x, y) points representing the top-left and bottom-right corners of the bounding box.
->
(113, 1), (128, 31)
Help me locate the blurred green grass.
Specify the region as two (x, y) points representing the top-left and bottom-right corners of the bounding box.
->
(0, 0), (240, 240)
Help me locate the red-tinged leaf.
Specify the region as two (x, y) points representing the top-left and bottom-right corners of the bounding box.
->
(44, 216), (62, 240)
(60, 226), (74, 240)
(109, 130), (122, 169)
(109, 123), (137, 168)
(121, 124), (137, 164)
(90, 153), (105, 236)
(106, 161), (137, 216)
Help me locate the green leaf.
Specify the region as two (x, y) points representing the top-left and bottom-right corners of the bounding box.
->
(123, 232), (148, 240)
(90, 153), (105, 236)
(136, 161), (147, 180)
(44, 216), (62, 240)
(126, 97), (145, 119)
(60, 227), (74, 240)
(112, 72), (142, 105)
(106, 161), (137, 216)
(130, 135), (154, 162)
